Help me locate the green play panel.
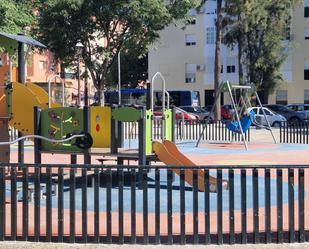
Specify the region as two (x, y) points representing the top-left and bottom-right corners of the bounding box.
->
(164, 109), (172, 141)
(112, 107), (142, 122)
(146, 109), (152, 155)
(40, 107), (84, 152)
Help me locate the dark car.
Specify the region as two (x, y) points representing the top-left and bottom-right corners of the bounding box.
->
(264, 104), (308, 123)
(153, 106), (198, 122)
(179, 106), (209, 120)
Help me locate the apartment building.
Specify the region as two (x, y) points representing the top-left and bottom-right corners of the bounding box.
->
(0, 50), (94, 105)
(148, 1), (309, 106)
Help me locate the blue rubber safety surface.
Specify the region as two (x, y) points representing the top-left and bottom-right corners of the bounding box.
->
(8, 139), (305, 213)
(176, 141), (309, 155)
(15, 170), (295, 213)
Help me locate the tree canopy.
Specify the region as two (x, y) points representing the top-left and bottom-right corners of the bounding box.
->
(106, 52), (148, 88)
(36, 0), (200, 104)
(223, 0), (301, 103)
(0, 0), (36, 34)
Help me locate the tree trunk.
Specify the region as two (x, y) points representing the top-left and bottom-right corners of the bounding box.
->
(214, 0), (223, 121)
(96, 84), (105, 106)
(262, 83), (269, 104)
(237, 14), (244, 86)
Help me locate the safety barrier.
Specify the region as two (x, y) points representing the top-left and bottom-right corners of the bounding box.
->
(279, 121), (309, 144)
(0, 163), (306, 245)
(123, 120), (251, 142)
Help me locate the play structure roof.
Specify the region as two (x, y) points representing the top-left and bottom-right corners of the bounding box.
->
(0, 32), (46, 54)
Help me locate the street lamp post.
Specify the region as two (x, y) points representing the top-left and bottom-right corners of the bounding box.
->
(75, 41), (84, 106)
(84, 70), (89, 106)
(118, 51), (121, 105)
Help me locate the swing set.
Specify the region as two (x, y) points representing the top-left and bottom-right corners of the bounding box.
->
(196, 81), (277, 150)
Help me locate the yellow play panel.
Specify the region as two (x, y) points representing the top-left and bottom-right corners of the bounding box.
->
(8, 82), (60, 135)
(26, 83), (61, 108)
(9, 82), (45, 134)
(90, 106), (111, 148)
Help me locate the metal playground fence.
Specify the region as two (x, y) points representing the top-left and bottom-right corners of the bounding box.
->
(0, 163), (306, 245)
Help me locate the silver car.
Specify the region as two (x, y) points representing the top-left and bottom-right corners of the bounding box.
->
(247, 107), (286, 127)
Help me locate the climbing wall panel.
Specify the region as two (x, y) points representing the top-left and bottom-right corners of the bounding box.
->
(40, 107), (84, 152)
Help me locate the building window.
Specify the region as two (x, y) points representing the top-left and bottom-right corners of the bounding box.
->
(227, 65), (236, 73)
(221, 65), (223, 74)
(276, 90), (288, 105)
(185, 34), (197, 46)
(185, 63), (196, 83)
(205, 57), (214, 73)
(226, 57), (236, 73)
(39, 61), (46, 70)
(186, 18), (196, 25)
(206, 27), (215, 44)
(304, 59), (309, 80)
(27, 54), (33, 67)
(304, 90), (309, 104)
(305, 7), (309, 17)
(305, 70), (309, 80)
(305, 0), (309, 17)
(305, 28), (309, 40)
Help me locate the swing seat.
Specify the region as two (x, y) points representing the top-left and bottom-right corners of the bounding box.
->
(226, 111), (255, 134)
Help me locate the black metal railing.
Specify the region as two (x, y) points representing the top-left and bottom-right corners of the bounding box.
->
(175, 120), (250, 142)
(123, 120), (251, 142)
(280, 122), (309, 144)
(0, 163), (307, 245)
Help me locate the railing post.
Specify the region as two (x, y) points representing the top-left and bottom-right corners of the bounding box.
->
(277, 169), (283, 243)
(229, 169), (235, 244)
(69, 167), (76, 243)
(298, 168), (305, 242)
(143, 168), (149, 244)
(288, 168), (295, 243)
(241, 169), (247, 244)
(155, 168), (161, 244)
(204, 169), (210, 245)
(217, 169), (223, 245)
(0, 167), (5, 241)
(167, 168), (173, 244)
(131, 168), (136, 244)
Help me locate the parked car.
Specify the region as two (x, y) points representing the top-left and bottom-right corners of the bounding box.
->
(286, 103), (309, 115)
(203, 105), (231, 120)
(179, 105), (210, 120)
(247, 107), (286, 127)
(222, 104), (236, 118)
(265, 104), (308, 123)
(153, 106), (198, 122)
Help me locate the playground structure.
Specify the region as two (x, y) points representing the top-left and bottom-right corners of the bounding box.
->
(196, 81), (277, 150)
(0, 32), (47, 163)
(0, 38), (223, 191)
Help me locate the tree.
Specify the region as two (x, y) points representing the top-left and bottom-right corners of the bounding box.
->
(199, 0), (223, 120)
(0, 0), (36, 35)
(224, 0), (301, 103)
(36, 0), (200, 105)
(106, 52), (148, 88)
(214, 0), (223, 120)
